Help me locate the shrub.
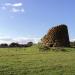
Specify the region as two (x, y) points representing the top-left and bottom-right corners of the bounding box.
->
(9, 42), (20, 47)
(38, 43), (67, 52)
(38, 43), (50, 51)
(0, 43), (8, 48)
(70, 41), (75, 47)
(25, 42), (33, 47)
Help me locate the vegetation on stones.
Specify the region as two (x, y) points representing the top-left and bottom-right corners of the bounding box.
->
(38, 43), (66, 52)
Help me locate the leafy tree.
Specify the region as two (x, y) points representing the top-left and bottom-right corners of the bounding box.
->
(0, 43), (8, 47)
(9, 42), (20, 47)
(25, 42), (33, 47)
(70, 41), (75, 47)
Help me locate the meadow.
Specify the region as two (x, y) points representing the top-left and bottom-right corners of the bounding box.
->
(0, 45), (75, 75)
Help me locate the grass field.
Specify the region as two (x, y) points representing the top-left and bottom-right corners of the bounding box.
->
(0, 45), (75, 75)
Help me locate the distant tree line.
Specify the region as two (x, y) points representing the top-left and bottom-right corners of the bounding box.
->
(70, 41), (75, 47)
(0, 42), (33, 48)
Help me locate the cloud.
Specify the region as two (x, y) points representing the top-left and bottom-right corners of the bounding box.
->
(1, 6), (6, 10)
(13, 37), (41, 44)
(13, 3), (22, 7)
(0, 37), (13, 44)
(4, 3), (12, 6)
(4, 3), (22, 7)
(1, 2), (25, 13)
(11, 8), (24, 13)
(0, 37), (41, 44)
(70, 39), (75, 42)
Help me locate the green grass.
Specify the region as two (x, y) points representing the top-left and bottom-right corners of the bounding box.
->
(0, 45), (75, 75)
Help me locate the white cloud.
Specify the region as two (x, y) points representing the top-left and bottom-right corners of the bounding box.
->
(0, 37), (13, 44)
(70, 39), (75, 42)
(21, 8), (24, 12)
(13, 37), (41, 44)
(13, 3), (22, 7)
(1, 2), (25, 13)
(0, 37), (41, 44)
(5, 3), (12, 6)
(11, 8), (24, 13)
(11, 8), (20, 12)
(4, 3), (22, 7)
(1, 6), (6, 10)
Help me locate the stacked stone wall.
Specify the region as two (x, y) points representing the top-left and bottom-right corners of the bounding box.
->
(41, 24), (70, 47)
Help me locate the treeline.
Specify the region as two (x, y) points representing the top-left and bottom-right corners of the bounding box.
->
(70, 41), (75, 47)
(0, 42), (33, 48)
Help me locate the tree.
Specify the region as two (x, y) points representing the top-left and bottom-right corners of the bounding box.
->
(25, 42), (33, 47)
(70, 41), (75, 47)
(9, 42), (20, 47)
(0, 43), (8, 48)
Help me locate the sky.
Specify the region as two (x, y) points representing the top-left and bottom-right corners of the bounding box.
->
(0, 0), (75, 44)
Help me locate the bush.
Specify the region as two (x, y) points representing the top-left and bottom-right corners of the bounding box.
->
(0, 43), (8, 48)
(9, 42), (20, 47)
(38, 43), (67, 52)
(38, 43), (50, 51)
(70, 41), (75, 47)
(25, 42), (33, 47)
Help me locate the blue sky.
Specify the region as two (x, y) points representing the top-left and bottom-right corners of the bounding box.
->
(0, 0), (75, 43)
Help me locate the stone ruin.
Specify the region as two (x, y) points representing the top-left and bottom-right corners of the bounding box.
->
(41, 24), (70, 47)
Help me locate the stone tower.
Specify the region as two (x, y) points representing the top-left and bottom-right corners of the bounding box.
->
(41, 24), (70, 47)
